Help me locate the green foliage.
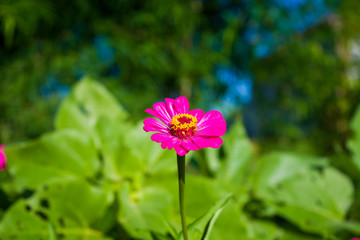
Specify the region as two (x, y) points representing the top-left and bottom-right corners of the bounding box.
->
(177, 194), (232, 240)
(1, 79), (360, 239)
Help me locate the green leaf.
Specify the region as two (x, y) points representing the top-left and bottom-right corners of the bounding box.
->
(208, 200), (248, 240)
(55, 77), (127, 147)
(117, 182), (174, 240)
(0, 179), (113, 240)
(177, 194), (232, 240)
(348, 105), (360, 171)
(246, 220), (323, 240)
(252, 152), (354, 235)
(252, 152), (328, 199)
(5, 130), (99, 190)
(331, 221), (360, 235)
(258, 167), (353, 234)
(273, 169), (353, 235)
(96, 120), (177, 181)
(202, 121), (253, 189)
(185, 176), (229, 220)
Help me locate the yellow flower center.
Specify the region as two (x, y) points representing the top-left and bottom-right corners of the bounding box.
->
(170, 113), (197, 139)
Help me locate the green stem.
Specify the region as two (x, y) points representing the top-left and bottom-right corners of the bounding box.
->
(177, 154), (188, 240)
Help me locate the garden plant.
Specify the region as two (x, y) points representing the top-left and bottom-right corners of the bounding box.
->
(0, 78), (360, 239)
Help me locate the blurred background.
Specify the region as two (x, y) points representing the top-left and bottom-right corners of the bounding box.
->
(1, 0), (360, 155)
(3, 1), (360, 239)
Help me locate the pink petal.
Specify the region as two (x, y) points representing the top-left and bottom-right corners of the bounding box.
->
(197, 119), (226, 136)
(145, 102), (172, 126)
(153, 102), (172, 124)
(198, 110), (223, 126)
(143, 118), (169, 134)
(161, 137), (181, 150)
(151, 133), (174, 143)
(192, 136), (223, 149)
(0, 146), (6, 170)
(165, 98), (177, 118)
(181, 140), (200, 152)
(197, 110), (226, 136)
(174, 96), (189, 114)
(145, 108), (167, 125)
(175, 145), (189, 156)
(189, 109), (205, 122)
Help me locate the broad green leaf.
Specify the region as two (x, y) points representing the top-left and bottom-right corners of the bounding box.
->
(95, 118), (141, 181)
(348, 105), (360, 171)
(177, 194), (232, 240)
(55, 77), (127, 131)
(246, 220), (323, 240)
(126, 123), (177, 175)
(203, 148), (221, 175)
(35, 179), (114, 225)
(117, 182), (174, 240)
(253, 152), (328, 199)
(202, 121), (253, 184)
(220, 122), (253, 184)
(5, 130), (99, 190)
(252, 152), (353, 235)
(331, 221), (360, 235)
(246, 220), (281, 240)
(185, 176), (229, 220)
(0, 179), (112, 240)
(264, 168), (353, 235)
(55, 77), (127, 147)
(97, 120), (177, 181)
(209, 200), (248, 240)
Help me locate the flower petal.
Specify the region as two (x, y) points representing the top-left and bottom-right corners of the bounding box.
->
(175, 145), (189, 156)
(161, 137), (181, 150)
(151, 133), (174, 143)
(198, 110), (223, 126)
(165, 98), (177, 118)
(189, 109), (204, 122)
(0, 146), (6, 170)
(153, 102), (172, 124)
(196, 119), (226, 136)
(197, 110), (226, 136)
(174, 96), (189, 114)
(143, 118), (169, 134)
(145, 108), (165, 124)
(181, 139), (200, 152)
(192, 136), (223, 149)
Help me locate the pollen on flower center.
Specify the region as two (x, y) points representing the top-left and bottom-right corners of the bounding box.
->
(170, 113), (197, 140)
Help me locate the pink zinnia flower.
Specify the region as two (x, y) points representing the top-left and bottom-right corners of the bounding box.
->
(0, 145), (6, 170)
(143, 96), (226, 156)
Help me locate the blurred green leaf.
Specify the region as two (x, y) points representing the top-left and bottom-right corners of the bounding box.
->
(96, 120), (177, 182)
(209, 200), (248, 240)
(5, 130), (99, 190)
(117, 182), (174, 240)
(252, 152), (328, 198)
(55, 77), (127, 147)
(0, 179), (112, 240)
(246, 220), (324, 240)
(348, 104), (360, 171)
(253, 153), (353, 236)
(177, 194), (232, 240)
(272, 168), (353, 235)
(218, 121), (254, 186)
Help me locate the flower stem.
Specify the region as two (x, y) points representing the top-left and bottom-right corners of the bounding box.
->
(177, 154), (188, 240)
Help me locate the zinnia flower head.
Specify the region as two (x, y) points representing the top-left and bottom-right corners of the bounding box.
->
(0, 145), (6, 170)
(143, 96), (226, 156)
